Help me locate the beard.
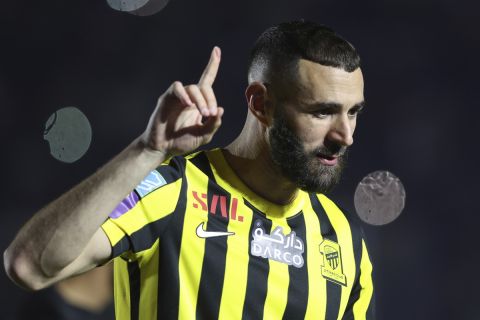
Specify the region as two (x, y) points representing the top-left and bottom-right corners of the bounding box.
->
(268, 111), (348, 194)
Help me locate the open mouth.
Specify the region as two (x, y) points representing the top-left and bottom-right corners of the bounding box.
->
(316, 153), (338, 166)
(317, 153), (337, 160)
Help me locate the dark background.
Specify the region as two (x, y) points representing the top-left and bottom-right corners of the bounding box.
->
(1, 0), (479, 319)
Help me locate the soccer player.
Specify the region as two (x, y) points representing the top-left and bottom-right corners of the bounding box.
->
(4, 20), (375, 319)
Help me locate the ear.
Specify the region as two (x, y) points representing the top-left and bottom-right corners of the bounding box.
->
(245, 82), (272, 126)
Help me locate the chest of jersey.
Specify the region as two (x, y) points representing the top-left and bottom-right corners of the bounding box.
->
(110, 152), (366, 319)
(164, 171), (356, 319)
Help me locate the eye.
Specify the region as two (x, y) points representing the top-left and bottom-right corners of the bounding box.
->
(312, 109), (333, 119)
(313, 112), (328, 119)
(348, 107), (364, 118)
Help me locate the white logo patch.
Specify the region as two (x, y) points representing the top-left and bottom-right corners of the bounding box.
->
(135, 170), (167, 198)
(251, 223), (305, 268)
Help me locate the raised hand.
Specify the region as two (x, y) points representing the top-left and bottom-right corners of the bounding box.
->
(141, 46), (224, 157)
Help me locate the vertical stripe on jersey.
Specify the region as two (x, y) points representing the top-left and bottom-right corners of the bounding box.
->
(178, 156), (210, 319)
(138, 240), (160, 320)
(352, 240), (374, 319)
(342, 214), (364, 318)
(242, 201), (272, 319)
(318, 194), (356, 320)
(218, 197), (253, 319)
(309, 193), (341, 320)
(262, 219), (291, 319)
(156, 157), (188, 320)
(127, 261), (141, 320)
(303, 196), (327, 319)
(282, 213), (309, 319)
(196, 155), (229, 320)
(111, 236), (131, 259)
(113, 258), (131, 320)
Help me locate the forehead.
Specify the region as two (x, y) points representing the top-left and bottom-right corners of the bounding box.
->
(287, 59), (364, 105)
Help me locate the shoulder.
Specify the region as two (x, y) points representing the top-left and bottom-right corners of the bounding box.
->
(316, 193), (365, 246)
(184, 149), (215, 173)
(145, 149), (215, 183)
(179, 149), (223, 182)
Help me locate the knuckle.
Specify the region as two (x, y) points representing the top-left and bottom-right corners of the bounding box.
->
(198, 84), (210, 91)
(171, 81), (182, 91)
(185, 84), (199, 93)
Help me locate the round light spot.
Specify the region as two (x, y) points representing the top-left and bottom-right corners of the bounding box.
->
(43, 107), (92, 163)
(106, 0), (170, 16)
(354, 170), (406, 226)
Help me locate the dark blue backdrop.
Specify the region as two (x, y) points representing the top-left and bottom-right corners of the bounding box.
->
(1, 0), (478, 319)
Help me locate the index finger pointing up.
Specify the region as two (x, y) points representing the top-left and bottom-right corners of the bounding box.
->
(198, 46), (221, 87)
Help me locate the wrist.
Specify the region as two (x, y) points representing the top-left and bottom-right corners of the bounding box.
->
(131, 136), (171, 167)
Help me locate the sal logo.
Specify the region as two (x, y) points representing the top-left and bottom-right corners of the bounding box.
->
(319, 239), (347, 286)
(135, 170), (167, 198)
(192, 191), (244, 222)
(251, 221), (304, 268)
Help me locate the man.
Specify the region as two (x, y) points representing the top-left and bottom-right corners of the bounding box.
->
(4, 20), (375, 319)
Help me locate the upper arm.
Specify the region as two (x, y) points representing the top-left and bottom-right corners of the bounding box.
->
(343, 238), (375, 320)
(54, 159), (184, 285)
(63, 158), (184, 275)
(100, 159), (184, 261)
(352, 239), (375, 319)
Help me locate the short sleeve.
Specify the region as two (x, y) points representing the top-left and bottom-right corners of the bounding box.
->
(101, 157), (184, 261)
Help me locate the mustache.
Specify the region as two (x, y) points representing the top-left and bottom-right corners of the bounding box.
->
(312, 145), (348, 157)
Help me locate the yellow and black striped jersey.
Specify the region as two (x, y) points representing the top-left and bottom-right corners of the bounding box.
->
(101, 148), (375, 320)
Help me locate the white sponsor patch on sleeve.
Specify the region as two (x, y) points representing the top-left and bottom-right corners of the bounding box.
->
(135, 170), (167, 198)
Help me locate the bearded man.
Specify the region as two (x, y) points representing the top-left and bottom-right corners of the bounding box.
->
(5, 20), (375, 319)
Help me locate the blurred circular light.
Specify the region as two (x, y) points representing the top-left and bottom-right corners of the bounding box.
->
(106, 0), (170, 16)
(354, 170), (406, 226)
(43, 106), (92, 163)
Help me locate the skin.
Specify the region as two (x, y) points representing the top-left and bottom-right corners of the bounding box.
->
(225, 59), (364, 204)
(4, 51), (364, 292)
(55, 263), (113, 312)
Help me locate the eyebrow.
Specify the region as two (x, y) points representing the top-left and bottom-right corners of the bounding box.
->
(305, 100), (366, 112)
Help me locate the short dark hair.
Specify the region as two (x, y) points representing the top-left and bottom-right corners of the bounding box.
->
(247, 20), (361, 85)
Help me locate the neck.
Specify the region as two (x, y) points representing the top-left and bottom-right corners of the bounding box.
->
(225, 114), (298, 205)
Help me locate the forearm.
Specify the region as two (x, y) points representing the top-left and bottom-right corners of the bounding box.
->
(4, 136), (166, 283)
(5, 47), (224, 290)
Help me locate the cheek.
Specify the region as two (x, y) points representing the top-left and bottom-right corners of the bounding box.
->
(295, 122), (329, 149)
(351, 119), (357, 133)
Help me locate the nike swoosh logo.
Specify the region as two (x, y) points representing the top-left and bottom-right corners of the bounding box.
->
(196, 222), (235, 238)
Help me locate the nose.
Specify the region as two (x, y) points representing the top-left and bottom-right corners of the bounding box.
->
(327, 114), (354, 147)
